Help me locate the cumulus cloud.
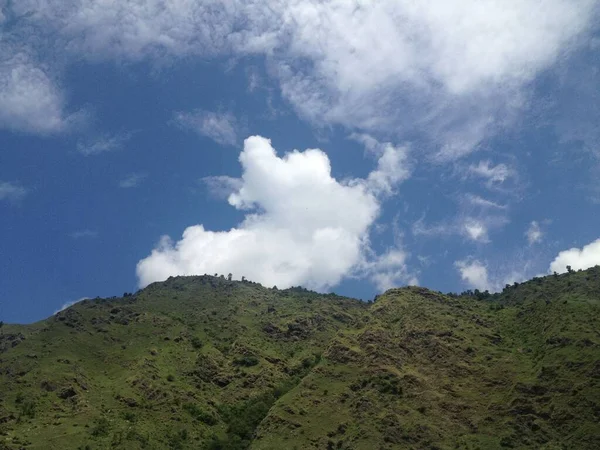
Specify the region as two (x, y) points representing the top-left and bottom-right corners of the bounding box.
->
(549, 238), (600, 273)
(9, 0), (597, 153)
(0, 48), (71, 134)
(77, 133), (131, 156)
(526, 221), (543, 245)
(455, 260), (490, 291)
(137, 135), (410, 290)
(0, 181), (28, 202)
(119, 173), (147, 188)
(352, 134), (411, 196)
(173, 110), (238, 146)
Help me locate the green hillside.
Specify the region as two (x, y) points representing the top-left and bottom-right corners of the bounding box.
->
(1, 268), (599, 449)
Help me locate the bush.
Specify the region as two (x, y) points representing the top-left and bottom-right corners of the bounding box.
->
(233, 355), (259, 367)
(167, 429), (189, 450)
(19, 400), (36, 419)
(183, 403), (218, 425)
(191, 337), (203, 349)
(210, 378), (301, 449)
(91, 417), (110, 437)
(122, 411), (136, 422)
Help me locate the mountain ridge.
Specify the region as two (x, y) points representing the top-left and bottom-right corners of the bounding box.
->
(1, 268), (599, 449)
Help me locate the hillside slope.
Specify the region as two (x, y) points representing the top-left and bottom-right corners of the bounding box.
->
(1, 269), (599, 449)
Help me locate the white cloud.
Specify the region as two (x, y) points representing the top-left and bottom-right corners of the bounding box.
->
(455, 259), (490, 291)
(137, 135), (409, 290)
(352, 134), (411, 196)
(463, 193), (506, 210)
(54, 297), (89, 314)
(270, 0), (596, 157)
(366, 249), (418, 292)
(0, 48), (70, 134)
(173, 110), (238, 146)
(549, 238), (600, 273)
(10, 0), (597, 155)
(0, 181), (27, 202)
(77, 133), (131, 156)
(119, 173), (147, 188)
(526, 221), (543, 245)
(468, 160), (515, 185)
(413, 214), (507, 243)
(463, 220), (489, 243)
(456, 254), (536, 292)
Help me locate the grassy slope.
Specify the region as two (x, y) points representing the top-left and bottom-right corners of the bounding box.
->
(1, 269), (599, 449)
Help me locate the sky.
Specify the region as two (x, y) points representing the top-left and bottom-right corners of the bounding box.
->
(1, 0), (600, 323)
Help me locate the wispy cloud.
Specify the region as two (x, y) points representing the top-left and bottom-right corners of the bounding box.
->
(202, 176), (243, 200)
(70, 229), (98, 239)
(526, 221), (543, 245)
(0, 181), (27, 203)
(462, 193), (506, 210)
(119, 173), (148, 189)
(8, 0), (595, 156)
(77, 132), (132, 156)
(413, 214), (508, 244)
(352, 134), (412, 196)
(463, 220), (489, 243)
(54, 297), (89, 314)
(173, 110), (238, 146)
(0, 47), (74, 134)
(468, 160), (515, 186)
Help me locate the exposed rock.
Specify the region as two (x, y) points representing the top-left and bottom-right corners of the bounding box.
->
(58, 387), (77, 399)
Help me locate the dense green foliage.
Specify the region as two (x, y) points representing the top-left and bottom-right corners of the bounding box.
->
(1, 268), (599, 449)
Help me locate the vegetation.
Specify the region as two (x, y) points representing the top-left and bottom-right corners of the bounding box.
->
(0, 268), (599, 449)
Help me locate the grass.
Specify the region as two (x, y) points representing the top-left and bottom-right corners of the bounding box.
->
(0, 269), (599, 449)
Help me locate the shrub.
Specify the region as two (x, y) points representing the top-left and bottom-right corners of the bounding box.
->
(19, 400), (36, 419)
(233, 355), (259, 367)
(91, 417), (110, 437)
(183, 403), (218, 425)
(191, 337), (203, 349)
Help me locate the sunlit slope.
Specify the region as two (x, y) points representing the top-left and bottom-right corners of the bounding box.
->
(1, 269), (599, 449)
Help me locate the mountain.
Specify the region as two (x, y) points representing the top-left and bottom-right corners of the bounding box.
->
(1, 268), (599, 450)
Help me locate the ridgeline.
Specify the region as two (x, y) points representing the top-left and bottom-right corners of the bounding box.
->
(1, 267), (599, 449)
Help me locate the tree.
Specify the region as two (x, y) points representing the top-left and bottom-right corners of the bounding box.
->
(241, 276), (246, 282)
(227, 273), (232, 281)
(566, 265), (574, 273)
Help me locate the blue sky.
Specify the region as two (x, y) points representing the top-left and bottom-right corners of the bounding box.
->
(1, 0), (600, 323)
